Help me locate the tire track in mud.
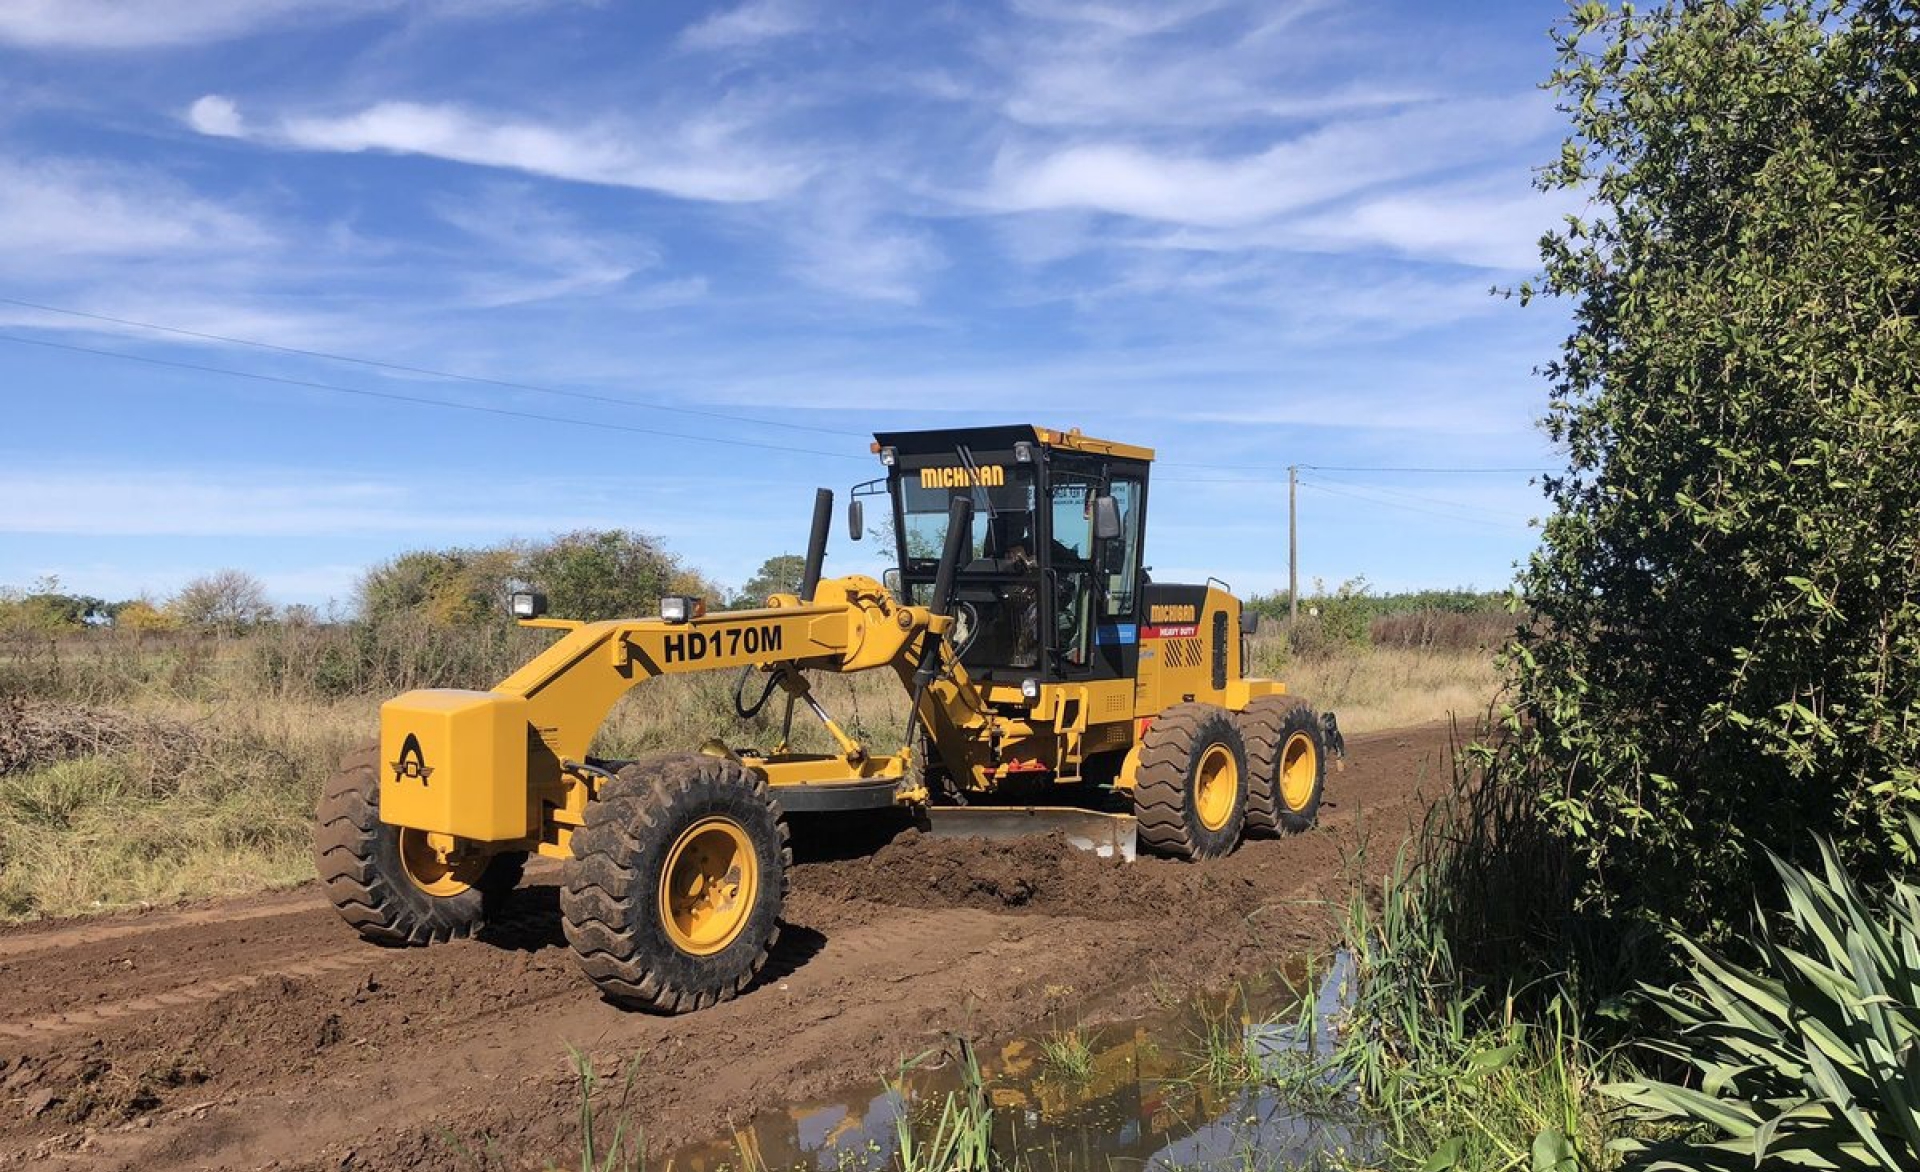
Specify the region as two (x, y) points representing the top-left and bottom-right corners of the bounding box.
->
(0, 892), (319, 960)
(0, 951), (373, 1042)
(0, 723), (1454, 1172)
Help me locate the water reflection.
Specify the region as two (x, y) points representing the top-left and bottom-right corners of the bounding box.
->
(668, 952), (1370, 1172)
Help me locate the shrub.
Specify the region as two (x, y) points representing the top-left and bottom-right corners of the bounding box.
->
(1609, 825), (1920, 1170)
(169, 570), (273, 632)
(1510, 0), (1920, 956)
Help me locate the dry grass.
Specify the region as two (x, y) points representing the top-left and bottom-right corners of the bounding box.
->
(1280, 646), (1501, 734)
(0, 627), (1499, 921)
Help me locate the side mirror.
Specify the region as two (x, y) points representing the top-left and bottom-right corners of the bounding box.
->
(883, 568), (903, 596)
(1240, 611), (1261, 635)
(848, 498), (865, 541)
(1093, 495), (1122, 541)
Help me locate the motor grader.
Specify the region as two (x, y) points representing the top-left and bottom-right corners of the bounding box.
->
(315, 425), (1333, 1013)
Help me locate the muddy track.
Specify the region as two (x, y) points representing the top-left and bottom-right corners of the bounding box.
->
(0, 723), (1457, 1171)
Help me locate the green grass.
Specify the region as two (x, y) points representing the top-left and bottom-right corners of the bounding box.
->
(1324, 748), (1623, 1171)
(893, 1041), (1001, 1172)
(550, 1047), (645, 1172)
(1035, 1026), (1094, 1083)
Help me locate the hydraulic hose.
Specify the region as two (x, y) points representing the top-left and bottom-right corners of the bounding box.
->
(733, 664), (783, 720)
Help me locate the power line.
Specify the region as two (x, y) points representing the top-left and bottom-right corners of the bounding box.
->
(0, 332), (869, 461)
(1302, 463), (1549, 474)
(1307, 472), (1535, 523)
(1298, 478), (1523, 532)
(0, 295), (862, 439)
(1162, 460), (1549, 474)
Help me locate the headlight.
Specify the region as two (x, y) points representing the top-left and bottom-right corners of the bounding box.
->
(1020, 678), (1040, 702)
(510, 591), (548, 619)
(659, 595), (704, 623)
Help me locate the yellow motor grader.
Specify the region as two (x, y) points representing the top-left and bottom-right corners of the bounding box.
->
(315, 425), (1334, 1013)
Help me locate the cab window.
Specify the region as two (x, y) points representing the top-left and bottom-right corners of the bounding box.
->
(1104, 478), (1142, 617)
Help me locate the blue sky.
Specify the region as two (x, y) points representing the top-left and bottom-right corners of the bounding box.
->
(0, 0), (1575, 611)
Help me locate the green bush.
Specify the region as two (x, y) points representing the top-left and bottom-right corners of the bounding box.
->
(1510, 0), (1920, 957)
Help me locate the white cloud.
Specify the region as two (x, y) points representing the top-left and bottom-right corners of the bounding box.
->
(0, 469), (626, 539)
(193, 97), (812, 203)
(433, 186), (660, 307)
(1288, 183), (1585, 271)
(1007, 0), (1234, 38)
(780, 189), (946, 304)
(980, 94), (1556, 228)
(186, 94), (245, 138)
(993, 1), (1402, 129)
(680, 0), (811, 51)
(0, 160), (272, 259)
(0, 0), (394, 50)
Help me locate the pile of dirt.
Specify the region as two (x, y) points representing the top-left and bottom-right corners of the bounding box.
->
(797, 824), (1347, 925)
(800, 829), (1132, 911)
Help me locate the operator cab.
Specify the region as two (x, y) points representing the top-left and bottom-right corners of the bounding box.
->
(867, 425), (1151, 685)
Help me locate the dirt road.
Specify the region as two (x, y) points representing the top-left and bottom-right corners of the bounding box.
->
(0, 723), (1456, 1171)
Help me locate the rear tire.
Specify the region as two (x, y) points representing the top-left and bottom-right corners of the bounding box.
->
(1132, 703), (1249, 860)
(313, 744), (526, 946)
(1239, 698), (1326, 835)
(561, 754), (791, 1014)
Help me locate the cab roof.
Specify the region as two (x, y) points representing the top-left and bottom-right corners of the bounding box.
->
(870, 424), (1153, 463)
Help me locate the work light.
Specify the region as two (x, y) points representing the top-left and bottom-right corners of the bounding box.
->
(659, 595), (703, 623)
(509, 591), (548, 619)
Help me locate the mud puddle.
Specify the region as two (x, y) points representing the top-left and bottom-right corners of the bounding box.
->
(666, 952), (1369, 1172)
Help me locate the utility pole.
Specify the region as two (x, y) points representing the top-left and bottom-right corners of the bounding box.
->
(1288, 464), (1298, 626)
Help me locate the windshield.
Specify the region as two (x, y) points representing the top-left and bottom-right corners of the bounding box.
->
(897, 466), (1041, 671)
(899, 470), (1036, 562)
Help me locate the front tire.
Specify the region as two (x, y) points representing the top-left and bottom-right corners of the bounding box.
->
(313, 744), (526, 946)
(1132, 703), (1249, 860)
(561, 754), (790, 1014)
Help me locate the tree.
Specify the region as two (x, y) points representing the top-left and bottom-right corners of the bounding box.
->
(170, 569), (274, 632)
(0, 577), (108, 632)
(357, 548), (518, 627)
(732, 553), (806, 608)
(522, 530), (720, 622)
(1512, 0), (1920, 947)
(110, 598), (176, 633)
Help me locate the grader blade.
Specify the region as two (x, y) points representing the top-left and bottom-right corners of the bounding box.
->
(923, 807), (1138, 862)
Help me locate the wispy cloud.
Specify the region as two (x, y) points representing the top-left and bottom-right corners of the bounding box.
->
(0, 159), (273, 259)
(0, 0), (394, 51)
(779, 187), (946, 303)
(993, 0), (1396, 129)
(190, 96), (814, 203)
(680, 0), (812, 51)
(432, 186), (663, 307)
(979, 94), (1555, 228)
(0, 468), (626, 538)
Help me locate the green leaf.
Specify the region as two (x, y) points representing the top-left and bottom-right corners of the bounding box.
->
(1422, 1137), (1465, 1171)
(1530, 1128), (1577, 1172)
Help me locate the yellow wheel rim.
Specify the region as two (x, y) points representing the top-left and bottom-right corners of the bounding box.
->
(658, 817), (758, 957)
(1280, 731), (1318, 812)
(398, 829), (486, 897)
(1194, 744), (1239, 832)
